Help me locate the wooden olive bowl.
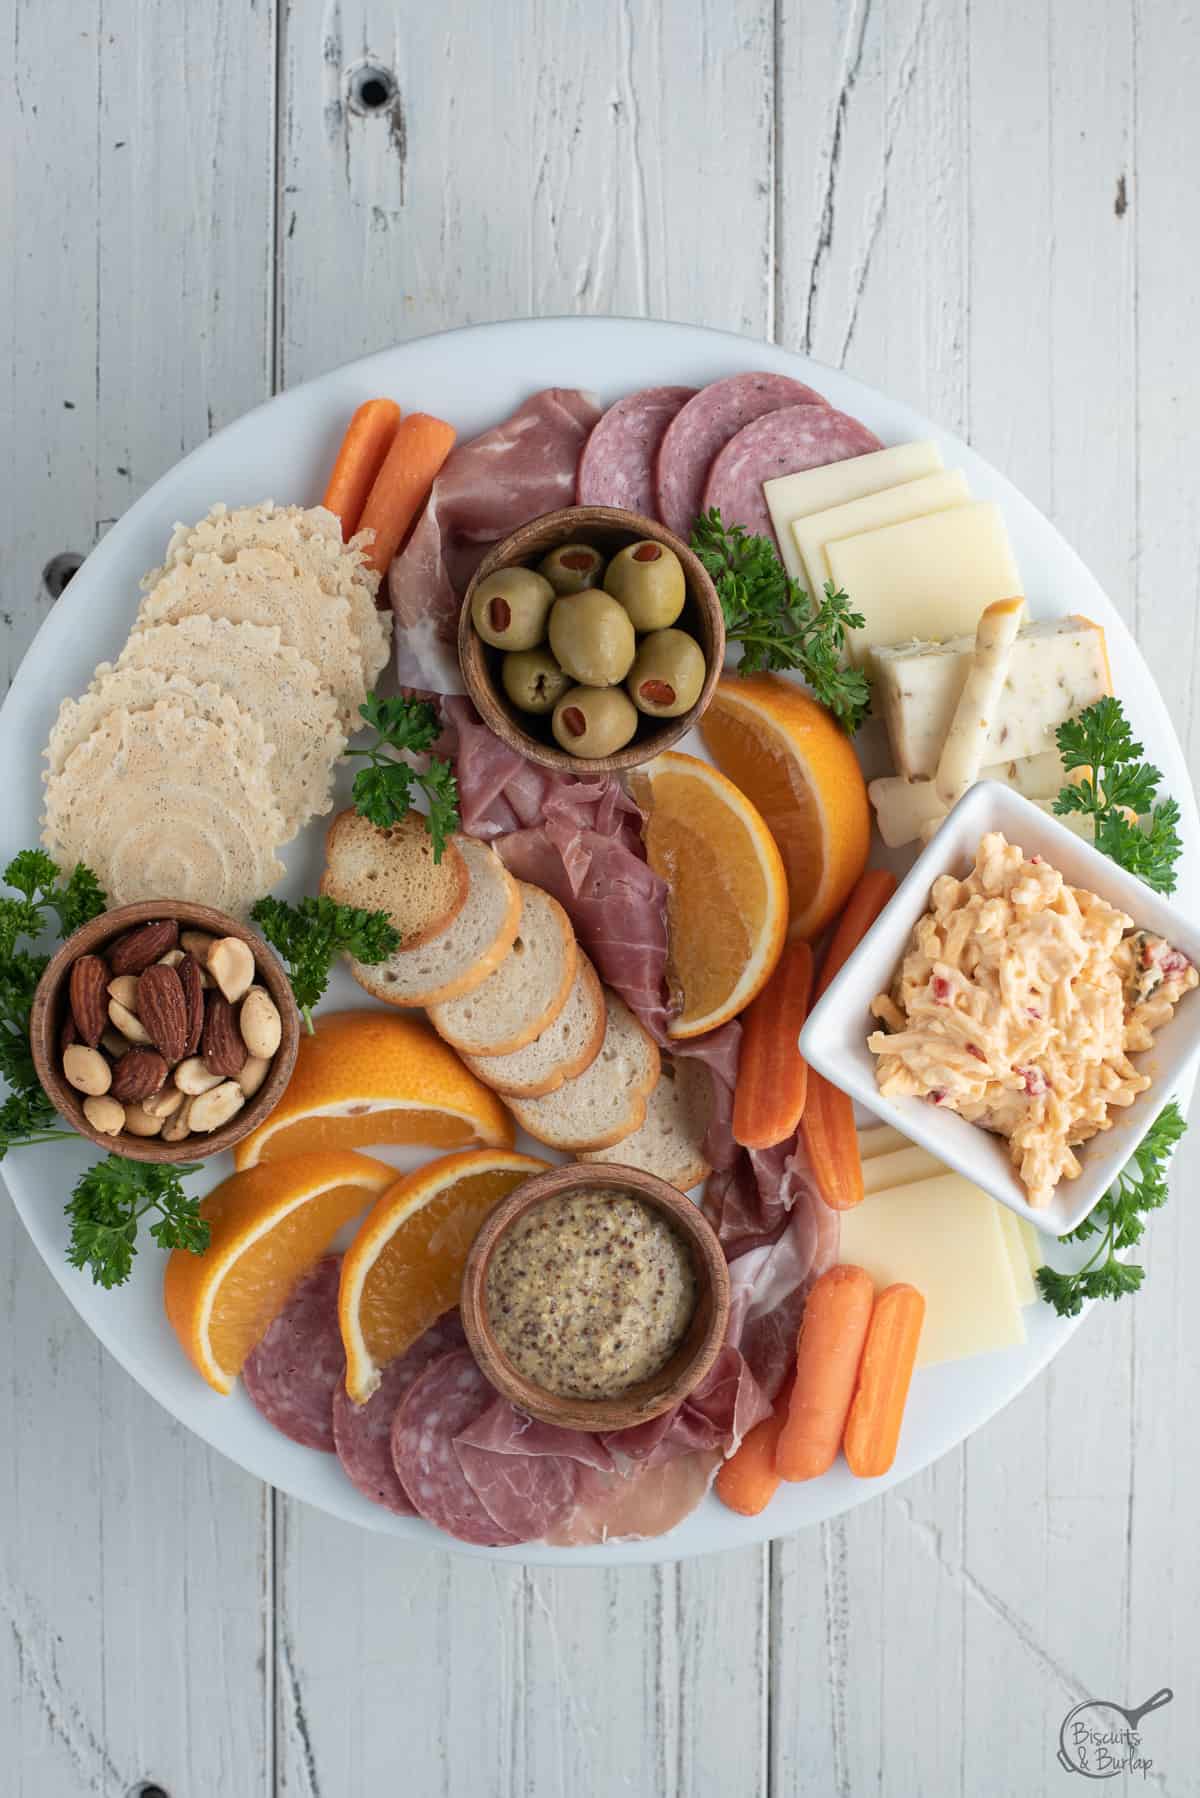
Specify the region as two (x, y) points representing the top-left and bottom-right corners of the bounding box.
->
(460, 1161), (731, 1433)
(458, 504), (725, 775)
(31, 898), (300, 1164)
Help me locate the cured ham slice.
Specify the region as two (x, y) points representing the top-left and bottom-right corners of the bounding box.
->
(545, 1450), (723, 1547)
(389, 388), (602, 690)
(453, 1402), (612, 1541)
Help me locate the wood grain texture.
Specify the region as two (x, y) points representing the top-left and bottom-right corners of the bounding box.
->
(4, 1), (1200, 1794)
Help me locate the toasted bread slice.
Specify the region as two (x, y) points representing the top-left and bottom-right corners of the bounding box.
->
(463, 952), (605, 1097)
(507, 991), (660, 1151)
(429, 884), (576, 1057)
(581, 1057), (711, 1190)
(321, 809), (469, 951)
(346, 837), (521, 1008)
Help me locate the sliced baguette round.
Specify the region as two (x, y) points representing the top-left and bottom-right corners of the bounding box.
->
(463, 952), (605, 1097)
(428, 884), (577, 1056)
(581, 1057), (712, 1191)
(506, 991), (661, 1151)
(344, 836), (521, 1008)
(321, 808), (469, 951)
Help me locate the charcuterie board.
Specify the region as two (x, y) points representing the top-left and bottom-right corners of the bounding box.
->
(3, 317), (1196, 1563)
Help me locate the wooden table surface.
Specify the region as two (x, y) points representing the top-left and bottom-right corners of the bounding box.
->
(4, 4), (1199, 1794)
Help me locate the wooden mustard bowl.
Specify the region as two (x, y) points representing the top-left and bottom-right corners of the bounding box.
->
(458, 504), (726, 775)
(460, 1161), (731, 1433)
(31, 899), (300, 1164)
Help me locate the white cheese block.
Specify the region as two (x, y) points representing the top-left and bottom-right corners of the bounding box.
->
(826, 502), (1024, 667)
(837, 1173), (1028, 1365)
(869, 748), (1068, 848)
(874, 614), (1112, 778)
(764, 441), (944, 581)
(791, 470), (971, 599)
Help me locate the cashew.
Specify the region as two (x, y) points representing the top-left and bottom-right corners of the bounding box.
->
(123, 1103), (164, 1137)
(142, 1081), (185, 1119)
(175, 1056), (224, 1096)
(83, 1094), (126, 1135)
(208, 936), (255, 1004)
(240, 987), (282, 1060)
(236, 1055), (271, 1099)
(107, 974), (140, 1011)
(108, 998), (151, 1045)
(188, 1080), (245, 1133)
(161, 1099), (194, 1143)
(63, 1044), (112, 1096)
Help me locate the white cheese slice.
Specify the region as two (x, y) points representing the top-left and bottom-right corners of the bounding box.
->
(838, 1173), (1028, 1365)
(826, 502), (1024, 667)
(869, 748), (1068, 848)
(790, 470), (971, 598)
(995, 1205), (1038, 1308)
(861, 1144), (946, 1194)
(873, 614), (1111, 778)
(764, 441), (944, 580)
(856, 1124), (910, 1160)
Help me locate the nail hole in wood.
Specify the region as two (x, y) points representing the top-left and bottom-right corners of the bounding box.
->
(347, 61), (396, 115)
(42, 552), (84, 599)
(127, 1784), (170, 1798)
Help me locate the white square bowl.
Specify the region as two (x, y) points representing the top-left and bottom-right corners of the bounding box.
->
(799, 780), (1200, 1236)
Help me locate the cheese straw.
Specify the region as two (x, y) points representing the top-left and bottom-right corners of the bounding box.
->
(934, 597), (1025, 807)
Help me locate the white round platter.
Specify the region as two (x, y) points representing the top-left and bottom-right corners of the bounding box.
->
(2, 316), (1195, 1564)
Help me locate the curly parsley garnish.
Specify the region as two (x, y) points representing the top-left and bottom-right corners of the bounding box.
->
(690, 508), (870, 732)
(346, 694), (460, 861)
(250, 894), (401, 1031)
(1054, 698), (1183, 894)
(65, 1155), (207, 1290)
(1035, 1102), (1186, 1317)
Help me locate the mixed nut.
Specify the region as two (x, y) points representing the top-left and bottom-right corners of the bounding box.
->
(59, 919), (282, 1144)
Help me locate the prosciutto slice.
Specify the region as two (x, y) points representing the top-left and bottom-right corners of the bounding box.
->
(389, 388), (602, 690)
(453, 1400), (613, 1540)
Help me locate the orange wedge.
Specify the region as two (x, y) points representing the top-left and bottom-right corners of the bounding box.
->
(699, 674), (870, 941)
(631, 751), (788, 1039)
(233, 1009), (514, 1169)
(163, 1149), (396, 1394)
(339, 1147), (549, 1402)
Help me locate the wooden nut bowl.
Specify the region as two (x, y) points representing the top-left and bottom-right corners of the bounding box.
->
(31, 898), (300, 1164)
(460, 1161), (731, 1433)
(458, 504), (725, 774)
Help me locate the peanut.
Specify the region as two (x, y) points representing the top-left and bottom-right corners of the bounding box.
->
(188, 1080), (245, 1133)
(236, 1055), (271, 1099)
(108, 997), (152, 1045)
(240, 987), (282, 1059)
(123, 1103), (164, 1137)
(107, 973), (140, 1011)
(82, 1094), (126, 1135)
(63, 1044), (112, 1096)
(141, 1082), (185, 1119)
(161, 1099), (194, 1143)
(175, 1056), (224, 1096)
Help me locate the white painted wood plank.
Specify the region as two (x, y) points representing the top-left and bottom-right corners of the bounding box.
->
(1, 3), (277, 1793)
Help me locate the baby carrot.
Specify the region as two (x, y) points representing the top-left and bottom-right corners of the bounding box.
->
(800, 1070), (864, 1210)
(776, 1265), (874, 1482)
(816, 867), (897, 997)
(715, 1374), (795, 1516)
(732, 940), (813, 1149)
(843, 1283), (926, 1478)
(322, 398), (402, 540)
(357, 412), (457, 577)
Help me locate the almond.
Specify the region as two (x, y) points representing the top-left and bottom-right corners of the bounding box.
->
(180, 929), (217, 966)
(110, 1047), (169, 1104)
(208, 936), (255, 1004)
(123, 1102), (164, 1138)
(83, 1094), (126, 1136)
(107, 974), (140, 1011)
(175, 1056), (223, 1096)
(60, 1011), (78, 1054)
(188, 1080), (245, 1133)
(108, 919), (179, 975)
(239, 987), (282, 1059)
(108, 997), (151, 1045)
(161, 1098), (194, 1142)
(202, 991), (247, 1078)
(137, 963), (188, 1062)
(142, 1081), (185, 1119)
(236, 1055), (271, 1098)
(69, 954), (109, 1047)
(63, 1044), (113, 1096)
(178, 954), (205, 1056)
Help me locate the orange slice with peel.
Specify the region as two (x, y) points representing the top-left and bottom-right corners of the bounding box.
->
(233, 1009), (514, 1170)
(339, 1147), (548, 1402)
(163, 1149), (396, 1395)
(630, 750), (788, 1039)
(699, 674), (870, 941)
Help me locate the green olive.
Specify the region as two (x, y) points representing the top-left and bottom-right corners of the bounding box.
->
(552, 685), (639, 758)
(626, 629), (707, 718)
(501, 647), (572, 715)
(538, 542), (606, 596)
(603, 539), (686, 631)
(548, 591), (636, 687)
(471, 566), (555, 650)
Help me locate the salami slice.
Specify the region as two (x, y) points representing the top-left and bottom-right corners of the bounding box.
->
(390, 1350), (522, 1546)
(702, 404), (883, 546)
(242, 1257), (344, 1452)
(654, 373), (829, 539)
(576, 385), (697, 517)
(332, 1312), (466, 1515)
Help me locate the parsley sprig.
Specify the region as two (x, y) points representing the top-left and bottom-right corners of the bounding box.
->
(1054, 698), (1183, 893)
(65, 1155), (206, 1290)
(346, 694), (460, 860)
(251, 895), (400, 1031)
(0, 848), (106, 959)
(1035, 1102), (1186, 1317)
(690, 509), (871, 732)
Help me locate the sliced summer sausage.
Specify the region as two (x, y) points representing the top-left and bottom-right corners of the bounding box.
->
(576, 385), (698, 517)
(242, 1256), (345, 1452)
(390, 1349), (522, 1546)
(332, 1311), (467, 1515)
(654, 372), (829, 540)
(701, 404), (883, 546)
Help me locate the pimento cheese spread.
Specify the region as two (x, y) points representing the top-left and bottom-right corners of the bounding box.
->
(867, 832), (1197, 1207)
